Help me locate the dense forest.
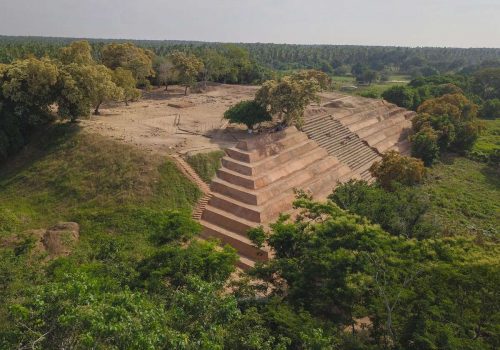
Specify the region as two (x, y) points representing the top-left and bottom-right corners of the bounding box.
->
(1, 35), (500, 76)
(0, 37), (499, 349)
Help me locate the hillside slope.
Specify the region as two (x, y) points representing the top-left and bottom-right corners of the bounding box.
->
(0, 124), (201, 253)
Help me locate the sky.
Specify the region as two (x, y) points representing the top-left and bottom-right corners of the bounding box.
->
(0, 0), (499, 48)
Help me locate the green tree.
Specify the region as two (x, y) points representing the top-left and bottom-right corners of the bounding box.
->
(410, 126), (440, 166)
(1, 57), (59, 119)
(479, 98), (500, 119)
(382, 85), (415, 109)
(201, 48), (230, 87)
(472, 67), (500, 100)
(369, 150), (426, 190)
(153, 56), (177, 91)
(292, 70), (332, 90)
(8, 272), (178, 349)
(57, 63), (123, 117)
(101, 43), (155, 85)
(58, 40), (94, 65)
(255, 74), (323, 127)
(416, 93), (481, 152)
(329, 180), (434, 239)
(112, 67), (141, 105)
(169, 50), (204, 95)
(224, 100), (272, 131)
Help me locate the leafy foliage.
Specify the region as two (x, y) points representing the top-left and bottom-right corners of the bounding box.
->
(329, 180), (435, 239)
(101, 42), (155, 85)
(255, 71), (327, 127)
(224, 100), (272, 130)
(249, 197), (500, 349)
(410, 126), (441, 166)
(382, 85), (415, 109)
(369, 150), (426, 190)
(168, 50), (204, 95)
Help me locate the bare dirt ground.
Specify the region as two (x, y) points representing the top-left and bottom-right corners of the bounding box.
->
(80, 84), (259, 156)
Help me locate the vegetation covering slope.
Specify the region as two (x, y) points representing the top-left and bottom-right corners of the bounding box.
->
(0, 124), (200, 237)
(421, 155), (499, 236)
(186, 150), (225, 184)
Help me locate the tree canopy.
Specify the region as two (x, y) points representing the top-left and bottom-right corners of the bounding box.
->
(223, 100), (272, 131)
(255, 71), (327, 127)
(101, 42), (155, 85)
(168, 50), (204, 95)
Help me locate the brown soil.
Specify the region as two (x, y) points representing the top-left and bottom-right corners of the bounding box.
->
(80, 84), (259, 156)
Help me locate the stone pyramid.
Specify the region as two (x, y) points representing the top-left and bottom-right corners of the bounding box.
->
(200, 127), (353, 269)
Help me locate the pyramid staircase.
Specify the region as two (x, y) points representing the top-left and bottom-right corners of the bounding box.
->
(303, 98), (416, 180)
(199, 127), (352, 269)
(303, 115), (380, 181)
(331, 99), (416, 155)
(170, 154), (212, 221)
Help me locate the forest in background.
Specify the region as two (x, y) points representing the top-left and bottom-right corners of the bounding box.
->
(1, 35), (500, 77)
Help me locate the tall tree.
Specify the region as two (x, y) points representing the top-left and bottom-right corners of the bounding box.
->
(169, 51), (204, 95)
(101, 43), (155, 86)
(58, 40), (94, 65)
(57, 63), (123, 118)
(255, 73), (324, 127)
(200, 48), (230, 87)
(112, 67), (141, 106)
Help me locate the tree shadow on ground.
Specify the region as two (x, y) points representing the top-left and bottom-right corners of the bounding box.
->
(0, 123), (81, 180)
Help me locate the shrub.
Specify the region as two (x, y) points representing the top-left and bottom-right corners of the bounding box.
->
(411, 93), (482, 159)
(224, 100), (272, 130)
(411, 127), (440, 166)
(329, 180), (434, 239)
(369, 151), (426, 190)
(382, 85), (415, 109)
(479, 99), (500, 119)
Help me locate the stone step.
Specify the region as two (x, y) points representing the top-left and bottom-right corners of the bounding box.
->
(237, 126), (304, 151)
(221, 139), (318, 177)
(305, 163), (353, 199)
(208, 192), (263, 222)
(200, 220), (268, 261)
(374, 128), (412, 153)
(202, 204), (257, 234)
(237, 255), (256, 270)
(304, 122), (348, 143)
(217, 146), (327, 190)
(364, 121), (409, 148)
(228, 129), (309, 162)
(337, 105), (394, 126)
(355, 114), (406, 139)
(210, 155), (339, 206)
(389, 140), (411, 155)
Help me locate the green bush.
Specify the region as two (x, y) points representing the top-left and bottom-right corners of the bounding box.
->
(382, 85), (415, 109)
(479, 99), (500, 119)
(224, 100), (272, 130)
(411, 127), (440, 166)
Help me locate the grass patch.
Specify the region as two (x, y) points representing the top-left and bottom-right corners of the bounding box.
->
(330, 75), (407, 98)
(0, 124), (201, 253)
(421, 156), (499, 236)
(186, 150), (225, 183)
(473, 118), (500, 156)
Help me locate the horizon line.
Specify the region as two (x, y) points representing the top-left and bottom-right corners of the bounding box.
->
(1, 34), (499, 50)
